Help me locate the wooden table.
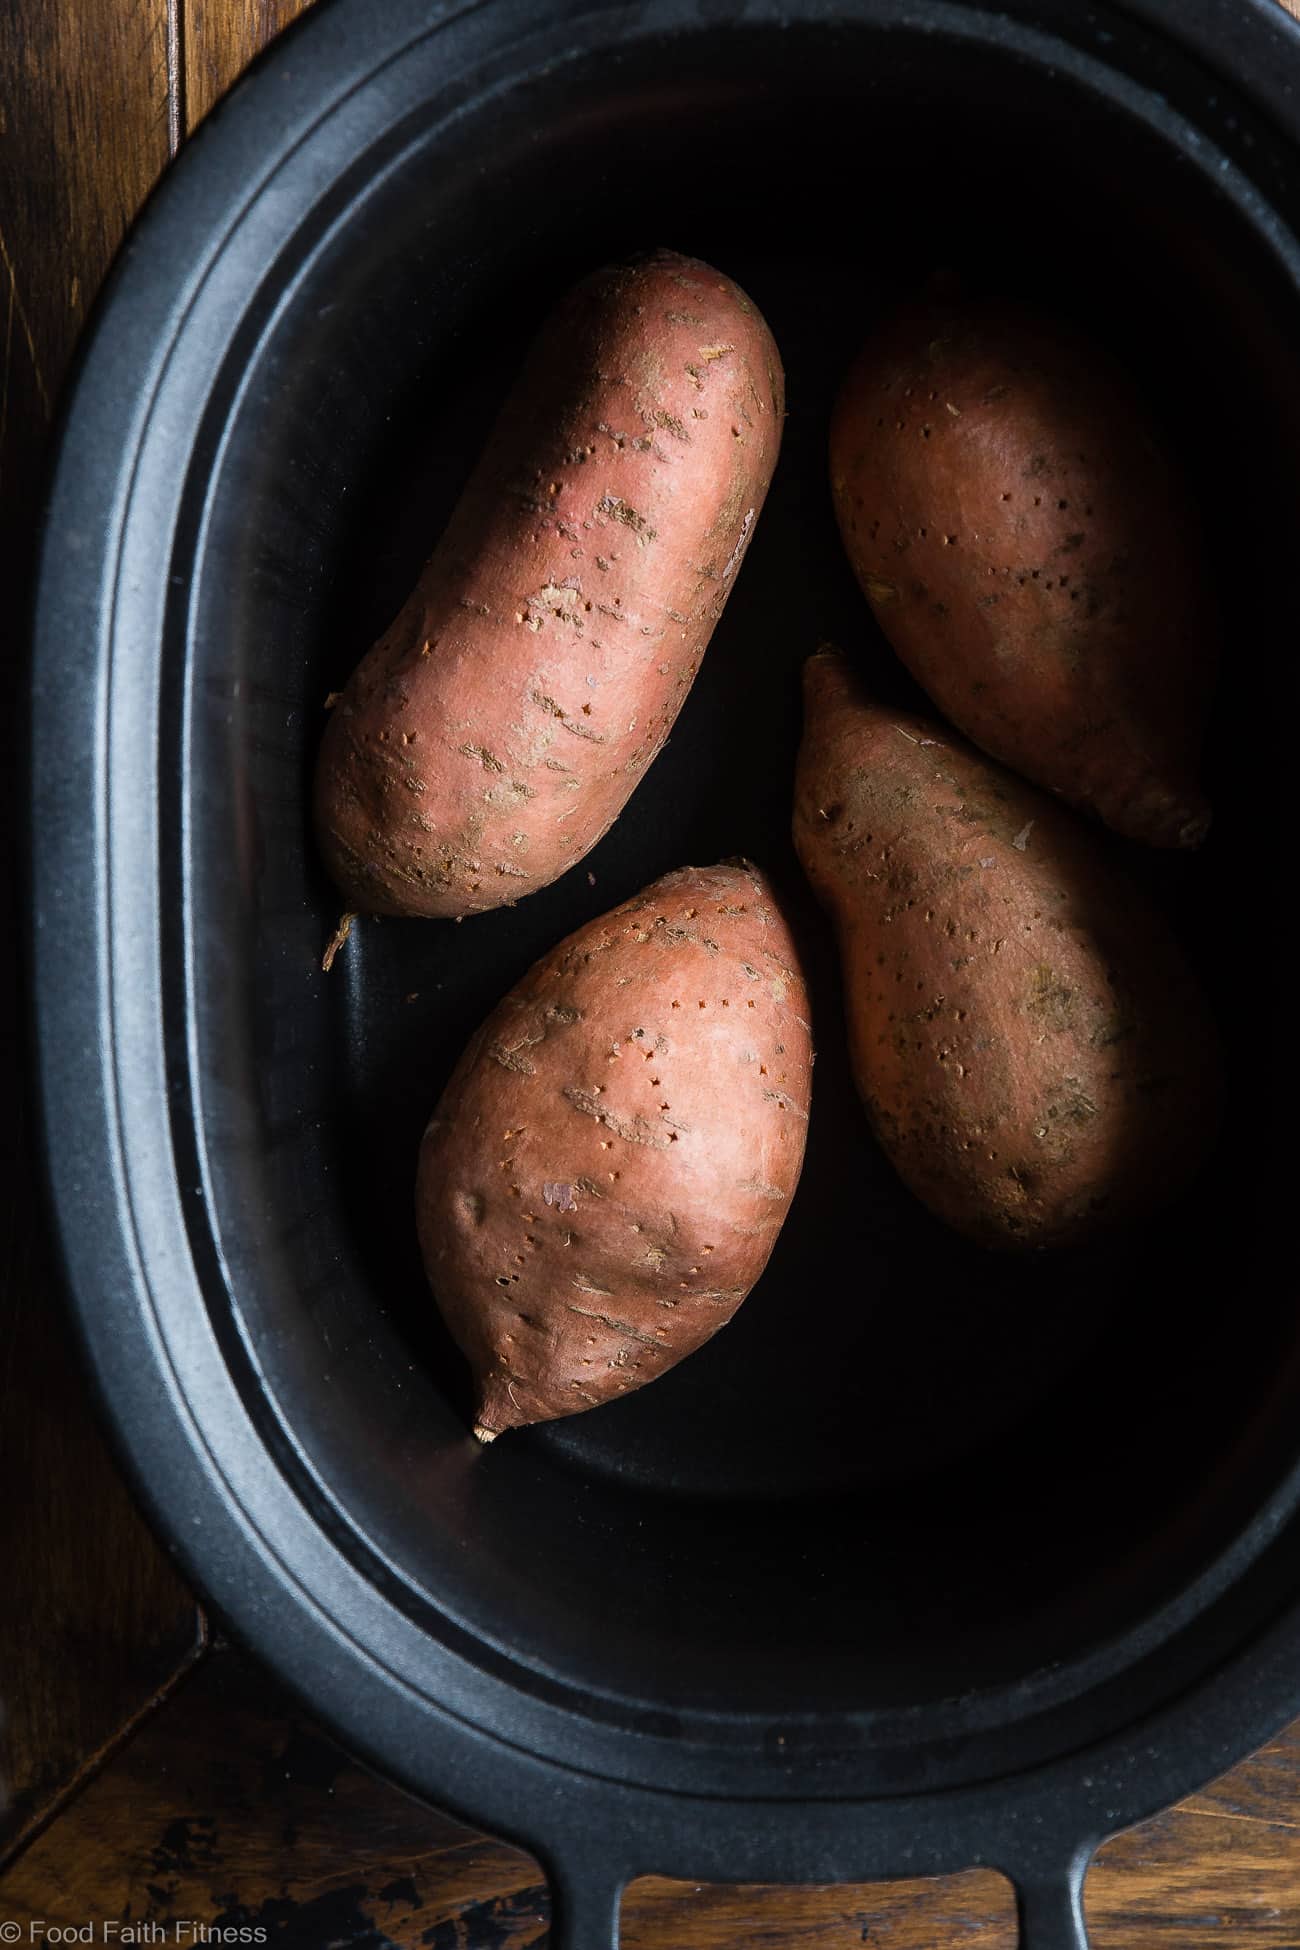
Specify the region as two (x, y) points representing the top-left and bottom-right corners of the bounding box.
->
(3, 1), (1300, 1940)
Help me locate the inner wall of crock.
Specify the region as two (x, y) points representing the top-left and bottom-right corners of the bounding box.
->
(181, 14), (1300, 1725)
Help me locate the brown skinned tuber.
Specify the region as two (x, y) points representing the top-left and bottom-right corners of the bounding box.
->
(792, 648), (1221, 1251)
(416, 861), (813, 1438)
(830, 297), (1218, 848)
(316, 250), (784, 918)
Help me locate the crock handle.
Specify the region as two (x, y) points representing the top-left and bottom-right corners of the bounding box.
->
(543, 1853), (1092, 1946)
(1015, 1851), (1092, 1950)
(546, 1861), (624, 1950)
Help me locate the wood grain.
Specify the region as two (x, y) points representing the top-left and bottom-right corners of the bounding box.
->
(181, 0), (313, 130)
(0, 1153), (205, 1858)
(626, 1872), (1018, 1948)
(0, 0), (173, 485)
(3, 1649), (1300, 1945)
(0, 0), (204, 1867)
(0, 1651), (547, 1941)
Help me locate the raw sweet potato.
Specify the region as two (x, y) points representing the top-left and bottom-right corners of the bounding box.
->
(830, 297), (1218, 848)
(316, 251), (784, 918)
(416, 862), (812, 1438)
(792, 648), (1220, 1250)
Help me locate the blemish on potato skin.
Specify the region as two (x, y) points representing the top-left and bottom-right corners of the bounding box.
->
(1025, 964), (1076, 1031)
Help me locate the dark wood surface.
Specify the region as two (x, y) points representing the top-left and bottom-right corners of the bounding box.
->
(181, 0), (307, 128)
(3, 0), (1300, 1939)
(3, 1650), (1300, 1943)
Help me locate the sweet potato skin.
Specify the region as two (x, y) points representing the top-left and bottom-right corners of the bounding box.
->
(830, 299), (1217, 848)
(316, 252), (784, 918)
(793, 649), (1220, 1250)
(416, 862), (812, 1437)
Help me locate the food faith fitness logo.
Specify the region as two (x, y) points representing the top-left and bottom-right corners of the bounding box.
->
(0, 1927), (269, 1944)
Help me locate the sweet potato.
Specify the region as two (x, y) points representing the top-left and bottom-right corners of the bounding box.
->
(416, 861), (812, 1438)
(792, 648), (1220, 1250)
(830, 297), (1217, 848)
(316, 251), (784, 918)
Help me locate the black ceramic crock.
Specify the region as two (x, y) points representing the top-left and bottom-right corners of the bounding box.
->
(28, 1), (1300, 1943)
